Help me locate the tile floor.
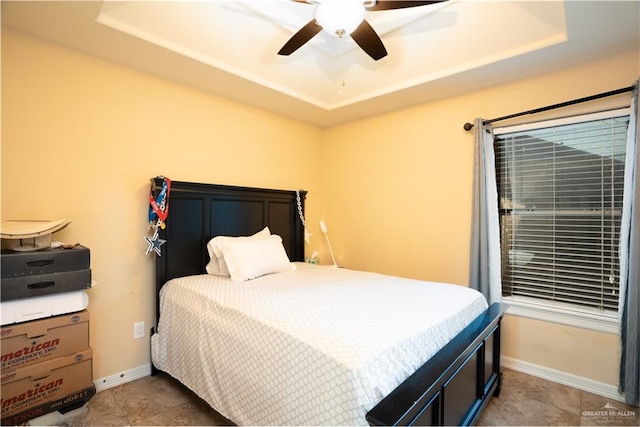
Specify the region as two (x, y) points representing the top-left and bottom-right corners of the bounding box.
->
(478, 369), (639, 426)
(55, 368), (638, 426)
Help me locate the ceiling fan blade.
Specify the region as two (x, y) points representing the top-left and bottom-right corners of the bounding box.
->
(278, 19), (323, 56)
(350, 19), (387, 61)
(366, 1), (447, 11)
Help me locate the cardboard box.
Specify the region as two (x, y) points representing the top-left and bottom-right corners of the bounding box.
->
(1, 311), (89, 372)
(2, 385), (95, 426)
(1, 349), (93, 424)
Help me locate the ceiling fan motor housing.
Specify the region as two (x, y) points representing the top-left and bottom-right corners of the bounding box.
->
(315, 0), (366, 37)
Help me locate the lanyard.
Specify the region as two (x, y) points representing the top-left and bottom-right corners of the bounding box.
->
(149, 177), (171, 229)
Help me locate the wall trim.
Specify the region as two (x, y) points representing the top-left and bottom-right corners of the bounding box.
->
(502, 296), (619, 334)
(94, 363), (151, 392)
(502, 356), (626, 403)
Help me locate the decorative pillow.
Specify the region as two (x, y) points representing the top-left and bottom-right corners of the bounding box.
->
(205, 227), (270, 275)
(219, 234), (296, 282)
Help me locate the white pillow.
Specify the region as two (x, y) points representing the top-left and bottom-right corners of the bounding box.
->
(205, 227), (270, 275)
(220, 234), (296, 282)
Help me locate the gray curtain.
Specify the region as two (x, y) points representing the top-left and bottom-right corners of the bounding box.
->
(469, 118), (502, 304)
(619, 81), (639, 406)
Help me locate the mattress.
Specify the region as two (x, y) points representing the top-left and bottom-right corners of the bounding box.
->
(151, 263), (488, 426)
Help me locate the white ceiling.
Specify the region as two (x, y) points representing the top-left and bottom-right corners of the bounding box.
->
(2, 1), (639, 128)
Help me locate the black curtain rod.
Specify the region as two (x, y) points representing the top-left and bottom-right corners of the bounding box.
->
(463, 84), (635, 131)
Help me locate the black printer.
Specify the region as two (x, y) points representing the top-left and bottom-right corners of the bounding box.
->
(1, 245), (91, 301)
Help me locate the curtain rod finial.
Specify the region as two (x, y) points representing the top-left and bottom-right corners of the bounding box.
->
(463, 122), (474, 131)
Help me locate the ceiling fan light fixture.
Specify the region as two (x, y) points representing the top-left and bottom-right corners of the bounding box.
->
(315, 0), (365, 37)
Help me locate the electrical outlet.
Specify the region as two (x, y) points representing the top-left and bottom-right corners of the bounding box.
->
(133, 321), (145, 339)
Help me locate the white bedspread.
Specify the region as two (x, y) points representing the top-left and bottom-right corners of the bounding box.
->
(151, 263), (487, 426)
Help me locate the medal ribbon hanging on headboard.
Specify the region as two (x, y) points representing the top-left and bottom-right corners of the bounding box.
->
(145, 176), (171, 256)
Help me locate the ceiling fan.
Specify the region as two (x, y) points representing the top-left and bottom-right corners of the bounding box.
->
(278, 0), (447, 61)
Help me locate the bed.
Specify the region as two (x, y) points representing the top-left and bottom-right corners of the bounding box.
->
(150, 179), (506, 426)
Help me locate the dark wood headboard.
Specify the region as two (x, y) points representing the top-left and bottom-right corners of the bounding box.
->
(151, 179), (306, 323)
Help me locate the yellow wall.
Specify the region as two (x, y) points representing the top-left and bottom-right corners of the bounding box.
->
(323, 50), (638, 387)
(2, 27), (638, 390)
(1, 29), (324, 380)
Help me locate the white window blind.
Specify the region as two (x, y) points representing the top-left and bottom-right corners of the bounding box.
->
(495, 109), (630, 312)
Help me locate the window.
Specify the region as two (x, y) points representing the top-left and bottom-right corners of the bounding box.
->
(494, 109), (630, 330)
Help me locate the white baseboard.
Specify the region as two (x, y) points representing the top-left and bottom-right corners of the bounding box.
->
(502, 356), (626, 403)
(94, 363), (151, 392)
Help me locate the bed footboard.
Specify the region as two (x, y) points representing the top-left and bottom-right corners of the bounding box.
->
(366, 303), (507, 426)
